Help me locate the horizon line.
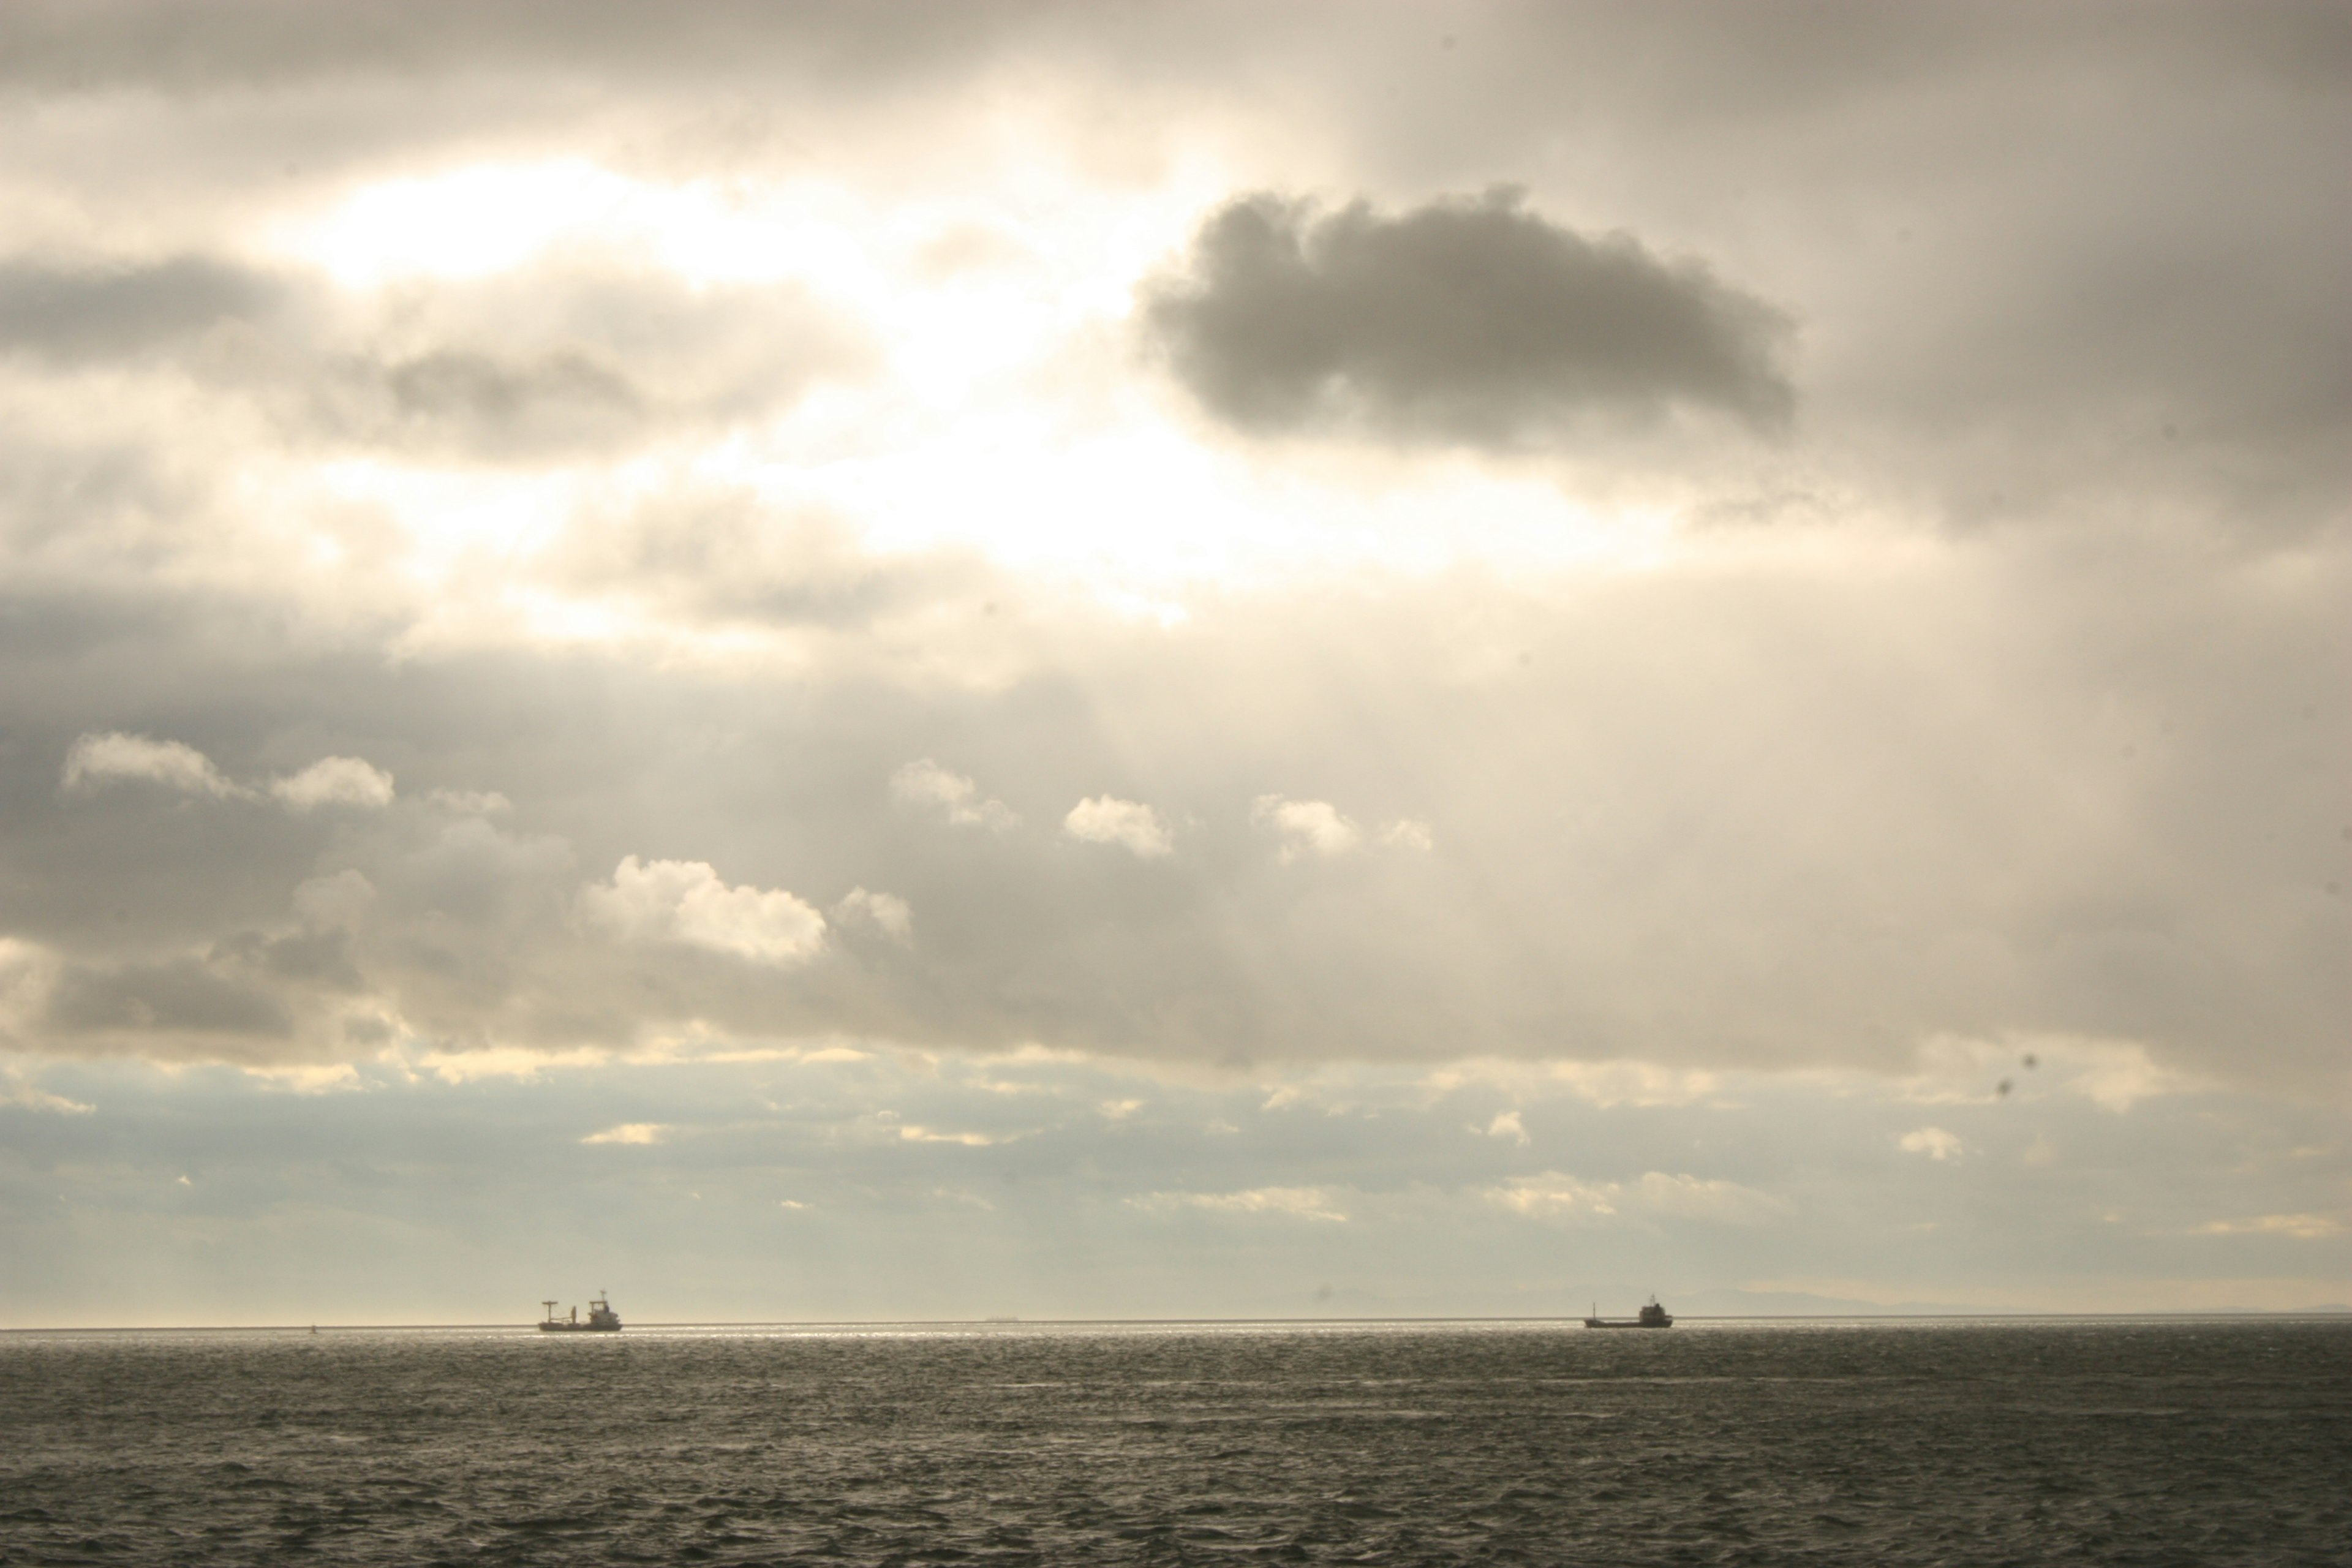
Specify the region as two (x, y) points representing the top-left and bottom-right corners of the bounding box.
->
(8, 1308), (2350, 1333)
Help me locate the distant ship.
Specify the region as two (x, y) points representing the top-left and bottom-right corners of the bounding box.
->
(539, 1293), (622, 1332)
(1583, 1296), (1673, 1329)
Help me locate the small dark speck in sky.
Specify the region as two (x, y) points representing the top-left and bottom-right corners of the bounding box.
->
(1996, 1078), (2014, 1097)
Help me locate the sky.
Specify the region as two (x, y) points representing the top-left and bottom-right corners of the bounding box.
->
(0, 0), (2345, 1326)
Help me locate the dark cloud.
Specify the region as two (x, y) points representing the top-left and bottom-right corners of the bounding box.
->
(0, 251), (871, 463)
(1140, 189), (1793, 445)
(549, 492), (995, 631)
(383, 349), (638, 426)
(47, 956), (292, 1044)
(317, 347), (650, 460)
(0, 256), (283, 363)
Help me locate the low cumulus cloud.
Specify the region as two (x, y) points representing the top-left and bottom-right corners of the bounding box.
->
(1134, 1185), (1350, 1222)
(581, 1121), (668, 1145)
(2193, 1213), (2343, 1240)
(5, 522), (2340, 1085)
(1253, 795), (1360, 859)
(270, 756), (395, 812)
(1063, 796), (1174, 858)
(1252, 796), (1434, 861)
(1142, 188), (1793, 447)
(834, 886), (914, 944)
(1487, 1170), (1787, 1224)
(1381, 820), (1434, 852)
(62, 732), (244, 799)
(579, 856), (827, 965)
(892, 760), (1017, 831)
(62, 733), (393, 813)
(1898, 1127), (1964, 1162)
(0, 1066), (92, 1114)
(1484, 1109), (1529, 1145)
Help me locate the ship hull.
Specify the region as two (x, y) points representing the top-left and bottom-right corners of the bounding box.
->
(537, 1322), (622, 1332)
(1581, 1319), (1672, 1329)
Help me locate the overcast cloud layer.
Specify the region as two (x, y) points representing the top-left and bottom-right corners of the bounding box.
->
(0, 0), (2343, 1324)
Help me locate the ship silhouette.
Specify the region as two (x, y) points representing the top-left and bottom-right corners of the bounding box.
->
(1583, 1295), (1673, 1329)
(538, 1292), (622, 1332)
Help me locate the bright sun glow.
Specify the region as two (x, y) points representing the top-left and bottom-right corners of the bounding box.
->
(264, 156), (1684, 638)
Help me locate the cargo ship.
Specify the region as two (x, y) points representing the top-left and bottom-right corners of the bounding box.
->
(539, 1292), (622, 1332)
(1583, 1296), (1672, 1329)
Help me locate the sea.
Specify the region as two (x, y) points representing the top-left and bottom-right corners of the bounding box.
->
(2, 1317), (2347, 1566)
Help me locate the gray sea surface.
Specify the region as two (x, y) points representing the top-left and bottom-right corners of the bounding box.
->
(2, 1317), (2346, 1566)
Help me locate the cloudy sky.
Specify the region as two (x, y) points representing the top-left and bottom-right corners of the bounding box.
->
(1, 1), (2344, 1326)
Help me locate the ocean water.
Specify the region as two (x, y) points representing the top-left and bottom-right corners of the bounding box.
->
(2, 1318), (2346, 1566)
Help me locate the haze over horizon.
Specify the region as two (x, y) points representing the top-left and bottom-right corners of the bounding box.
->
(0, 0), (2345, 1327)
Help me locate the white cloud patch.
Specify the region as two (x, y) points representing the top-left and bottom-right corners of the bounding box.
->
(1380, 819), (1434, 852)
(1485, 1109), (1529, 1145)
(241, 1060), (368, 1094)
(1, 1068), (94, 1115)
(1135, 1185), (1349, 1222)
(270, 755), (396, 811)
(2059, 1041), (2206, 1113)
(1901, 1035), (2203, 1112)
(415, 1046), (610, 1082)
(0, 937), (61, 1027)
(582, 1121), (668, 1145)
(1487, 1171), (1786, 1224)
(582, 856), (827, 965)
(891, 759), (1017, 830)
(61, 736), (397, 813)
(428, 787), (511, 815)
(1253, 795), (1360, 860)
(61, 732), (245, 799)
(2194, 1213), (2343, 1240)
(1899, 1126), (1965, 1161)
(834, 886), (913, 943)
(1063, 796), (1174, 858)
(1546, 1061), (1724, 1109)
(898, 1124), (1010, 1146)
